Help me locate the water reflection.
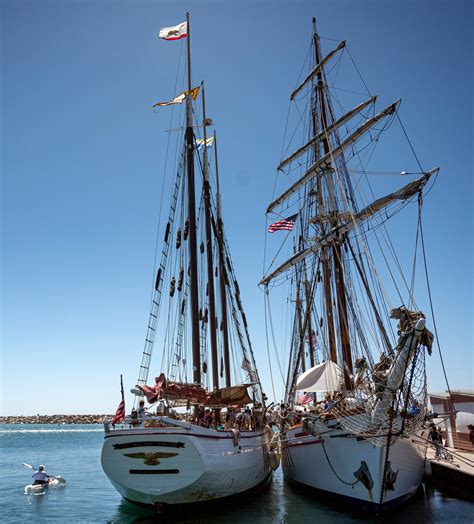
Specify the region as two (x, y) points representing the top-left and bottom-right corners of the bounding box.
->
(109, 469), (473, 524)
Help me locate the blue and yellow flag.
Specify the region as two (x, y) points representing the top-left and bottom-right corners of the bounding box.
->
(196, 137), (215, 151)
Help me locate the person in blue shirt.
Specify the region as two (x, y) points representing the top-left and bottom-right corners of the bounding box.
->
(32, 465), (50, 485)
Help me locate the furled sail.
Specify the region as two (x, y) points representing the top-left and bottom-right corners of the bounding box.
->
(267, 100), (401, 213)
(290, 40), (346, 100)
(261, 169), (438, 285)
(277, 96), (377, 171)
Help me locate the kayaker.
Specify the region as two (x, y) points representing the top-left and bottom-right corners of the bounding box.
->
(32, 465), (51, 485)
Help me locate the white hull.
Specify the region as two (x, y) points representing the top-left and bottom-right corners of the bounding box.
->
(101, 421), (272, 506)
(282, 422), (429, 513)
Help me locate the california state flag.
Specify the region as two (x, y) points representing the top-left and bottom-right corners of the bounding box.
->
(159, 21), (187, 41)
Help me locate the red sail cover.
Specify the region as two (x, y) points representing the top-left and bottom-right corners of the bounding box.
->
(138, 374), (252, 406)
(139, 373), (209, 404)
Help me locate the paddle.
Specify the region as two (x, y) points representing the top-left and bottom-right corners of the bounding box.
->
(22, 462), (66, 483)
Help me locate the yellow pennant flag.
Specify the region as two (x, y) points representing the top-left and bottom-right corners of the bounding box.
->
(186, 85), (200, 101)
(152, 85), (200, 109)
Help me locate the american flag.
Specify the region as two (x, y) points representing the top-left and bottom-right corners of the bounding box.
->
(112, 399), (125, 425)
(112, 375), (125, 425)
(268, 214), (297, 233)
(297, 391), (315, 405)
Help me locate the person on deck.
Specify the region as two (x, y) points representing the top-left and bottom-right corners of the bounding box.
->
(244, 406), (252, 430)
(236, 409), (245, 430)
(203, 409), (213, 429)
(224, 412), (233, 430)
(266, 409), (274, 425)
(137, 400), (147, 422)
(324, 394), (335, 411)
(32, 465), (51, 485)
(429, 423), (442, 459)
(195, 405), (205, 426)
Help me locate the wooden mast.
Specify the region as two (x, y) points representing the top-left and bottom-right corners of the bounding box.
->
(201, 82), (219, 391)
(313, 18), (353, 388)
(185, 12), (201, 385)
(304, 270), (315, 367)
(213, 131), (231, 387)
(312, 18), (337, 365)
(296, 264), (306, 373)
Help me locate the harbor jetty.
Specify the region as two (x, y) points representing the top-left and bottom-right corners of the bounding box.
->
(0, 415), (112, 424)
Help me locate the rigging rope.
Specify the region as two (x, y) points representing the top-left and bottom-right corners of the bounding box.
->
(419, 203), (456, 414)
(396, 112), (424, 173)
(345, 45), (373, 98)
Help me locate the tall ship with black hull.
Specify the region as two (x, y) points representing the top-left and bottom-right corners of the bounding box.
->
(260, 19), (438, 514)
(101, 14), (274, 508)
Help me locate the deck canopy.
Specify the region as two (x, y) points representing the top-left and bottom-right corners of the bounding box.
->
(296, 360), (343, 393)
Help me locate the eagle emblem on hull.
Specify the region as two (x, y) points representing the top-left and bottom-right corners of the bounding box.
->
(124, 452), (178, 465)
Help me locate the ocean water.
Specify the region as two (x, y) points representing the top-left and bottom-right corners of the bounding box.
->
(0, 424), (471, 523)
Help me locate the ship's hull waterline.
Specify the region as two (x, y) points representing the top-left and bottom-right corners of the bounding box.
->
(101, 423), (272, 506)
(281, 424), (429, 514)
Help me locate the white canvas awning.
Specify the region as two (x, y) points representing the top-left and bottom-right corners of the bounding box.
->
(296, 360), (343, 393)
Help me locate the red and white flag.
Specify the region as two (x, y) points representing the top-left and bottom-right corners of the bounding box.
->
(159, 21), (187, 41)
(112, 399), (125, 425)
(297, 391), (315, 405)
(268, 214), (297, 233)
(112, 375), (125, 425)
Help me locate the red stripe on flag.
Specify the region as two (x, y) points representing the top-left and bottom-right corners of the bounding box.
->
(163, 34), (187, 41)
(268, 214), (297, 233)
(297, 392), (314, 405)
(112, 399), (125, 425)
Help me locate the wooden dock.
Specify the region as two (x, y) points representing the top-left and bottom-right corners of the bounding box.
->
(425, 446), (474, 500)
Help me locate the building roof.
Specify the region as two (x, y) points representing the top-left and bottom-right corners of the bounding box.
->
(429, 389), (474, 400)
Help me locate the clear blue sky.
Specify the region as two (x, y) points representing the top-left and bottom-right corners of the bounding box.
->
(1, 0), (472, 415)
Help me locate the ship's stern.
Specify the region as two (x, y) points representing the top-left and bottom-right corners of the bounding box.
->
(101, 428), (204, 506)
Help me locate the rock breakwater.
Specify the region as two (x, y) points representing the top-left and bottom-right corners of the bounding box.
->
(0, 414), (113, 424)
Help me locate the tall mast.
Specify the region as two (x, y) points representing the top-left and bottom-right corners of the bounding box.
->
(296, 269), (306, 373)
(201, 83), (219, 390)
(313, 18), (352, 387)
(303, 266), (315, 367)
(214, 131), (231, 387)
(312, 18), (337, 365)
(185, 12), (201, 385)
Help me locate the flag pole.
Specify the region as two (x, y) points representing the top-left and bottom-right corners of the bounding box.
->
(112, 374), (126, 426)
(186, 12), (192, 93)
(120, 374), (124, 404)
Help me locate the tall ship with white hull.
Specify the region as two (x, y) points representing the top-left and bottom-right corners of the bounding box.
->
(101, 14), (274, 508)
(261, 19), (438, 514)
